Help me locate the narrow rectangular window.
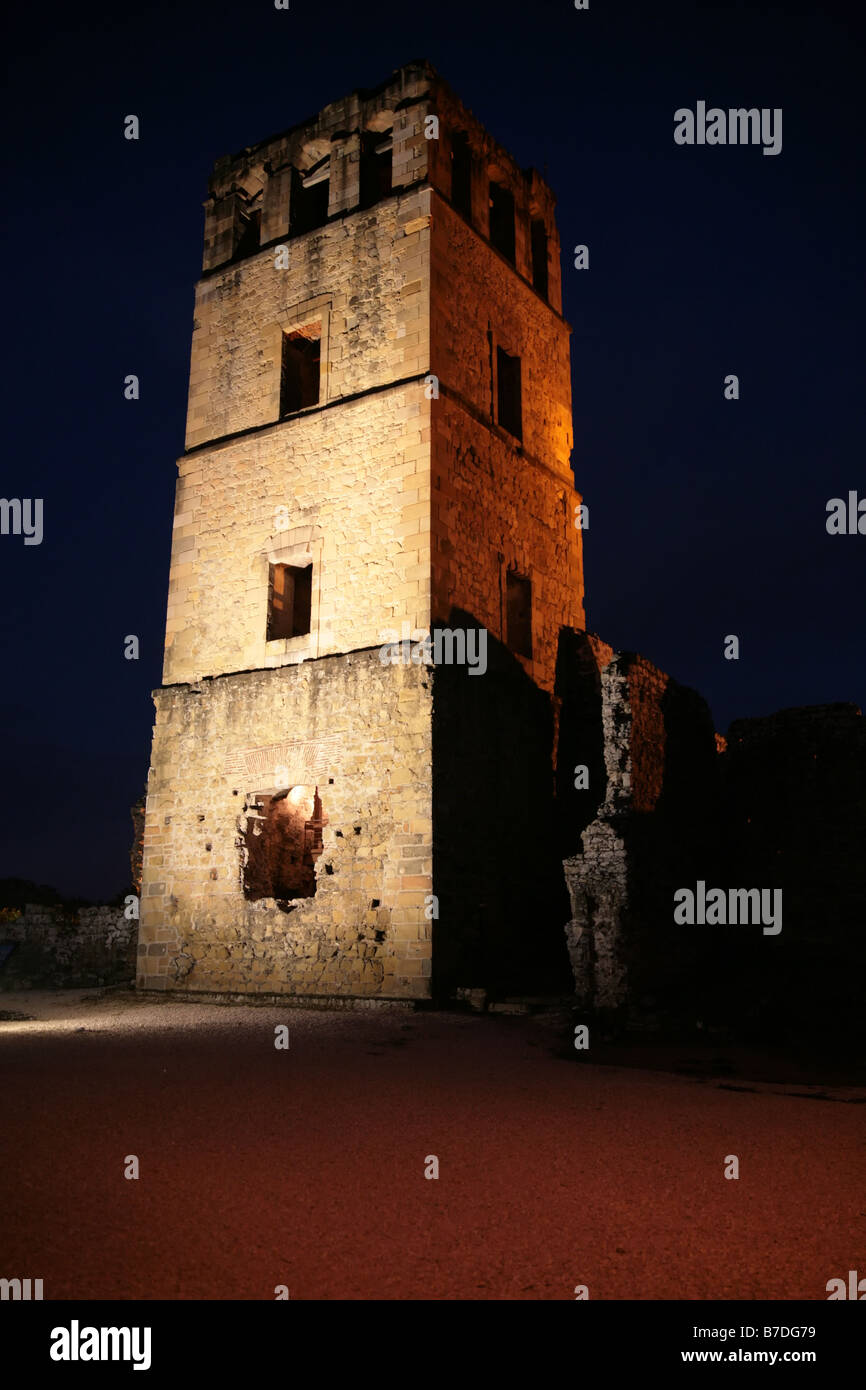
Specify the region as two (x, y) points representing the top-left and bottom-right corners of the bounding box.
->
(489, 181), (515, 263)
(290, 165), (329, 235)
(360, 132), (393, 209)
(496, 346), (522, 440)
(234, 207), (261, 261)
(268, 563), (312, 641)
(280, 324), (321, 415)
(451, 133), (472, 221)
(506, 571), (532, 659)
(531, 219), (548, 299)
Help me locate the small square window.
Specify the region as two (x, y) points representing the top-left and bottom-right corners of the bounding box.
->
(268, 563), (312, 641)
(506, 570), (532, 659)
(280, 325), (321, 415)
(496, 346), (522, 440)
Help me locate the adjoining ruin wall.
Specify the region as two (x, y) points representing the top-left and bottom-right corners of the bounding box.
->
(0, 907), (136, 991)
(130, 796), (145, 896)
(139, 650), (433, 999)
(557, 636), (865, 1042)
(718, 702), (866, 1043)
(558, 632), (720, 1019)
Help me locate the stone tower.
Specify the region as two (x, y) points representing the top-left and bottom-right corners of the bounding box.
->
(137, 60), (584, 1000)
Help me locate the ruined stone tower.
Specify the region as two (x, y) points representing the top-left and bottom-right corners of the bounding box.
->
(138, 60), (584, 1000)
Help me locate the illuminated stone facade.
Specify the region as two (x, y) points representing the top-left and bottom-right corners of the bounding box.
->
(138, 60), (584, 998)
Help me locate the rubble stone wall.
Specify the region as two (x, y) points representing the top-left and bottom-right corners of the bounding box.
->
(0, 907), (136, 991)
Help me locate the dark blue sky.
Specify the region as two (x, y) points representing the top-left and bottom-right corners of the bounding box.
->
(2, 0), (863, 899)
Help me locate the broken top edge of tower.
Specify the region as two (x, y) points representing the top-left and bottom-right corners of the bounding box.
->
(210, 59), (556, 208)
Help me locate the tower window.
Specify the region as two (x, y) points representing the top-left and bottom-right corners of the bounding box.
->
(290, 165), (330, 235)
(506, 571), (533, 659)
(267, 563), (312, 641)
(280, 324), (321, 415)
(531, 219), (548, 299)
(496, 346), (522, 440)
(451, 133), (472, 221)
(489, 181), (515, 263)
(360, 132), (393, 209)
(234, 207), (261, 261)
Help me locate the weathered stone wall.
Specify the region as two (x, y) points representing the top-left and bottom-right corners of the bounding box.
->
(165, 381), (432, 686)
(139, 651), (432, 998)
(430, 190), (583, 696)
(186, 187), (431, 449)
(558, 633), (720, 1018)
(0, 906), (136, 990)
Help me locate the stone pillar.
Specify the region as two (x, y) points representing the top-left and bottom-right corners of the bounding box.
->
(202, 190), (244, 272)
(261, 160), (293, 244)
(328, 132), (360, 217)
(392, 98), (428, 189)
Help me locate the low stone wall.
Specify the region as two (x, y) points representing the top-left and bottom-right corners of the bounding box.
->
(0, 905), (137, 990)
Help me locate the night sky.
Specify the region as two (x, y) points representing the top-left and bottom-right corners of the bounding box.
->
(2, 0), (863, 900)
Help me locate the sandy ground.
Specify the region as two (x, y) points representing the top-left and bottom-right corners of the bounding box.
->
(1, 989), (863, 1300)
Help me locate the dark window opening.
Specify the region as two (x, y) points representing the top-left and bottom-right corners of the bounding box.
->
(360, 132), (393, 209)
(489, 181), (515, 263)
(268, 563), (312, 641)
(234, 207), (261, 261)
(280, 324), (321, 415)
(496, 346), (522, 440)
(290, 167), (330, 235)
(531, 219), (548, 299)
(242, 786), (326, 902)
(506, 571), (533, 659)
(451, 133), (472, 221)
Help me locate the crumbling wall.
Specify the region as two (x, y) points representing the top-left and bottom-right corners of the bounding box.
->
(558, 632), (720, 1021)
(130, 795), (146, 896)
(0, 906), (136, 990)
